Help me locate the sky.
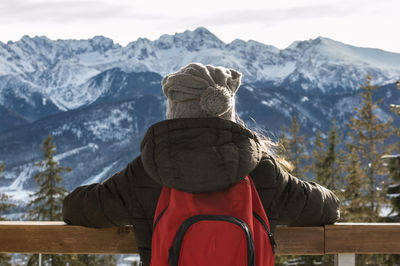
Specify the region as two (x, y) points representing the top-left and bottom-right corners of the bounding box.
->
(0, 0), (399, 53)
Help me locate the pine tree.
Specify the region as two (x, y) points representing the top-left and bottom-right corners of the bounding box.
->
(384, 155), (400, 265)
(390, 81), (400, 117)
(386, 80), (400, 223)
(277, 118), (321, 266)
(279, 116), (309, 178)
(342, 145), (366, 221)
(0, 163), (12, 221)
(322, 122), (343, 191)
(378, 81), (400, 266)
(385, 155), (400, 221)
(344, 75), (393, 221)
(27, 135), (71, 221)
(303, 123), (344, 266)
(0, 163), (13, 266)
(311, 131), (325, 180)
(309, 123), (345, 266)
(26, 135), (72, 266)
(26, 136), (117, 266)
(343, 76), (394, 265)
(312, 122), (344, 192)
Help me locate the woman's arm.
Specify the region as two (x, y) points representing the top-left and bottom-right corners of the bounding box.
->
(274, 161), (340, 226)
(62, 157), (145, 228)
(252, 156), (340, 227)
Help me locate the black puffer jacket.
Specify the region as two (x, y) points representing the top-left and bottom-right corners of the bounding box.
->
(63, 118), (340, 265)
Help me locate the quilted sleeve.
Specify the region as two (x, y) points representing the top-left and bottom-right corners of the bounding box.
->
(62, 157), (145, 228)
(273, 158), (340, 226)
(251, 156), (340, 227)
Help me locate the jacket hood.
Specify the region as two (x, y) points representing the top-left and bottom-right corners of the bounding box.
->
(140, 118), (262, 193)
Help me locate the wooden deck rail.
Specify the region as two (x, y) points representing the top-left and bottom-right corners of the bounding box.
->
(0, 222), (399, 265)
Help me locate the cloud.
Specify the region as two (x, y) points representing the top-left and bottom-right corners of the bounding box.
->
(0, 0), (171, 23)
(0, 0), (390, 27)
(173, 4), (357, 28)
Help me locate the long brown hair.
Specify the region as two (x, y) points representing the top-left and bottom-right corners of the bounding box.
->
(234, 112), (294, 172)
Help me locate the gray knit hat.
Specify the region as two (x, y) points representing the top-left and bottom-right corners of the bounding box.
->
(162, 63), (242, 121)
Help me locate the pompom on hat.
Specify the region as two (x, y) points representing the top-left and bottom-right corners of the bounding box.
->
(162, 63), (242, 121)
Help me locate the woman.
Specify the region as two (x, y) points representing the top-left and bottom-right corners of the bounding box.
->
(63, 63), (340, 266)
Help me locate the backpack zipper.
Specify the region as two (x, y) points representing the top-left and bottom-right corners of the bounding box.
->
(153, 205), (168, 231)
(253, 211), (277, 253)
(168, 215), (255, 266)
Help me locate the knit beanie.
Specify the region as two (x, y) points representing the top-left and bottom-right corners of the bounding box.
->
(162, 63), (242, 121)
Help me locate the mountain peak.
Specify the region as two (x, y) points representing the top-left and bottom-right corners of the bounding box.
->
(18, 35), (52, 43)
(287, 37), (319, 50)
(175, 27), (224, 49)
(286, 36), (400, 66)
(89, 35), (119, 50)
(287, 36), (350, 51)
(150, 27), (225, 52)
(192, 26), (213, 36)
(20, 34), (32, 41)
(192, 27), (223, 43)
(90, 35), (114, 43)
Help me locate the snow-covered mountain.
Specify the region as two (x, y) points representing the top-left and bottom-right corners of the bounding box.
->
(1, 27), (400, 122)
(0, 92), (165, 193)
(0, 27), (399, 210)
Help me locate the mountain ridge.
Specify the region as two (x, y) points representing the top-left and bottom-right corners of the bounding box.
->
(1, 27), (399, 94)
(0, 28), (399, 208)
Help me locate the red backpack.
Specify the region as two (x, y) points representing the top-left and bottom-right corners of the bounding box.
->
(150, 176), (276, 266)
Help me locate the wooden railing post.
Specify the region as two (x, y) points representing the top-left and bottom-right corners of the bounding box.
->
(334, 253), (355, 266)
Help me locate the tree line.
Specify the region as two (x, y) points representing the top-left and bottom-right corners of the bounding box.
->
(276, 77), (399, 265)
(0, 137), (118, 265)
(0, 76), (399, 265)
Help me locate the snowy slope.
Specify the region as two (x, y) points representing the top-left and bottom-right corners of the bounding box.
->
(283, 37), (400, 93)
(0, 28), (399, 209)
(0, 91), (165, 194)
(1, 27), (399, 116)
(0, 74), (398, 209)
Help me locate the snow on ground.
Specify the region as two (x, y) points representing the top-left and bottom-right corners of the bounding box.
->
(373, 107), (392, 123)
(54, 143), (98, 161)
(0, 188), (33, 203)
(260, 62), (296, 81)
(84, 108), (134, 141)
(301, 96), (309, 102)
(244, 86), (254, 92)
(383, 154), (400, 160)
(380, 204), (397, 218)
(5, 163), (36, 191)
(119, 254), (141, 266)
(380, 205), (391, 217)
(261, 99), (281, 107)
(81, 161), (118, 185)
(0, 143), (99, 195)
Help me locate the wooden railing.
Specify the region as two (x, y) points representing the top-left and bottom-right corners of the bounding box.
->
(0, 222), (399, 265)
